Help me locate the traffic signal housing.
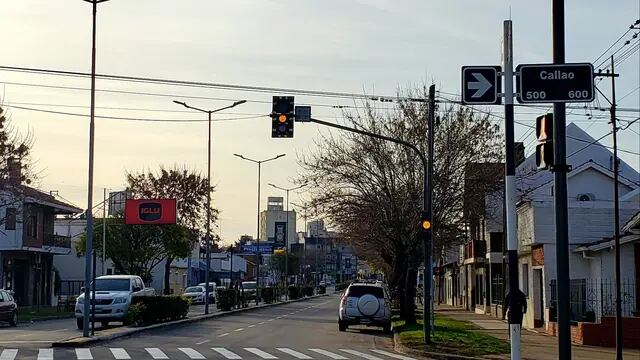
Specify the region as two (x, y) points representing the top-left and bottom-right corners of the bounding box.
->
(421, 211), (431, 231)
(272, 96), (294, 138)
(536, 113), (554, 170)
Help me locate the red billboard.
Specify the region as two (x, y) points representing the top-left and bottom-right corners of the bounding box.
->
(124, 199), (177, 225)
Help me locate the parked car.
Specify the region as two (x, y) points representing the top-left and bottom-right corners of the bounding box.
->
(241, 281), (257, 300)
(197, 282), (217, 304)
(338, 282), (391, 333)
(182, 286), (207, 304)
(0, 290), (17, 326)
(75, 275), (154, 329)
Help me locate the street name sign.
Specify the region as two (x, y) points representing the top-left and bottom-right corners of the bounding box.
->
(516, 63), (594, 103)
(461, 66), (502, 105)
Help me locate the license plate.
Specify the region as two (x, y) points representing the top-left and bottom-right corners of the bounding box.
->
(360, 319), (371, 324)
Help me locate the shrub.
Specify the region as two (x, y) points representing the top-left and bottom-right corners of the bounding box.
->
(216, 288), (236, 311)
(335, 281), (351, 292)
(288, 285), (300, 300)
(317, 286), (326, 294)
(304, 286), (314, 297)
(261, 287), (275, 304)
(129, 296), (189, 326)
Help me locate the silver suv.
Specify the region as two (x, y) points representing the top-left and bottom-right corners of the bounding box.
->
(338, 282), (391, 333)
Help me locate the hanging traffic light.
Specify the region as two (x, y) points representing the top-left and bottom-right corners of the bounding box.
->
(536, 113), (554, 170)
(272, 96), (294, 138)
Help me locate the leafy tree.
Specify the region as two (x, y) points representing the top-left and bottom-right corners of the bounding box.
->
(298, 86), (502, 323)
(126, 166), (217, 293)
(269, 253), (300, 286)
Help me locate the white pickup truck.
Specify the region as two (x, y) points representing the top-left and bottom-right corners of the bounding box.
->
(75, 275), (155, 329)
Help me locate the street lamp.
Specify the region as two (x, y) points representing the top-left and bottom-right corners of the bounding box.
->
(268, 183), (307, 299)
(233, 153), (286, 304)
(82, 0), (112, 338)
(173, 99), (246, 315)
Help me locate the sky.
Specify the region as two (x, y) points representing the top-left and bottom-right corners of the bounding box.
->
(1, 0), (639, 245)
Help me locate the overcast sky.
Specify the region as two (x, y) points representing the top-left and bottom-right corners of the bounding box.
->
(2, 0), (639, 244)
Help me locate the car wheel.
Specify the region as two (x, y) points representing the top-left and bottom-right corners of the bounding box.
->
(101, 321), (109, 327)
(339, 322), (347, 332)
(76, 318), (84, 330)
(9, 311), (17, 327)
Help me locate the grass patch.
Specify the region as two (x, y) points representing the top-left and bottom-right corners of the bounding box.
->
(393, 312), (509, 357)
(18, 307), (73, 322)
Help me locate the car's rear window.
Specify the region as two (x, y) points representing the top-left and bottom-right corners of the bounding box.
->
(346, 285), (384, 298)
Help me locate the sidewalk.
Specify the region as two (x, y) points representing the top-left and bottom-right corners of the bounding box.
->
(435, 304), (640, 360)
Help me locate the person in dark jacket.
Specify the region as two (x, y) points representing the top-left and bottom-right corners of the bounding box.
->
(503, 288), (527, 338)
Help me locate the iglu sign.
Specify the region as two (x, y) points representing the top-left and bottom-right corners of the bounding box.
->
(125, 199), (177, 225)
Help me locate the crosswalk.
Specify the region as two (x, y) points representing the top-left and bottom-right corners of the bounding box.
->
(0, 347), (414, 360)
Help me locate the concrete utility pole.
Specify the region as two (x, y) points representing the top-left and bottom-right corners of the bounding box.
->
(503, 20), (522, 360)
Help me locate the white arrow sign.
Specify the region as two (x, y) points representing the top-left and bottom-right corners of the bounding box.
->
(468, 73), (492, 98)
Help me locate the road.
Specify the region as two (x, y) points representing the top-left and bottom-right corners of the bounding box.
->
(0, 295), (418, 360)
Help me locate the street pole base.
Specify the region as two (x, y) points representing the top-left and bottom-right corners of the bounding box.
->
(509, 323), (521, 360)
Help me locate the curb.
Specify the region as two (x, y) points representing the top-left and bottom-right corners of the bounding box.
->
(52, 294), (328, 348)
(19, 314), (75, 324)
(392, 331), (506, 360)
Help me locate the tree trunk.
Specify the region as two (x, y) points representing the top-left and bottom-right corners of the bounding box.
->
(163, 257), (174, 295)
(403, 266), (417, 325)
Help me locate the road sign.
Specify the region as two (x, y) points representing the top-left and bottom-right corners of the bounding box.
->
(242, 244), (273, 254)
(516, 63), (594, 103)
(295, 106), (311, 122)
(461, 66), (502, 105)
(125, 199), (177, 225)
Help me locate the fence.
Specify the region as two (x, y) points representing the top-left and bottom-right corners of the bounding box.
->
(550, 278), (638, 323)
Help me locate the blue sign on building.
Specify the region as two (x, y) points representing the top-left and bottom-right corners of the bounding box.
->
(242, 244), (274, 254)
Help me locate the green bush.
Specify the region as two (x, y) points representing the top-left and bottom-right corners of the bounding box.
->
(303, 286), (314, 297)
(288, 285), (300, 300)
(335, 281), (351, 292)
(216, 288), (236, 311)
(128, 296), (189, 326)
(261, 287), (275, 304)
(317, 286), (326, 294)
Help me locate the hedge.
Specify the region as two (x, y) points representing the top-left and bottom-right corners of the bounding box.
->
(127, 295), (189, 326)
(335, 281), (351, 292)
(216, 288), (236, 311)
(261, 287), (275, 304)
(288, 285), (301, 300)
(303, 286), (314, 297)
(317, 286), (326, 294)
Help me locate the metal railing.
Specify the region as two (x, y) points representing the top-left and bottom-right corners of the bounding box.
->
(44, 234), (71, 248)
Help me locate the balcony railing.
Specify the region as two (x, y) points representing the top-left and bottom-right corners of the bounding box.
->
(44, 234), (71, 248)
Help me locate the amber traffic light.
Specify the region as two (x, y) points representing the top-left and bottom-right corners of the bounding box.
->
(272, 96), (294, 138)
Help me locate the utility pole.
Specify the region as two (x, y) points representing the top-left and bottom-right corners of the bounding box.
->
(102, 188), (107, 275)
(551, 1), (571, 359)
(503, 20), (522, 360)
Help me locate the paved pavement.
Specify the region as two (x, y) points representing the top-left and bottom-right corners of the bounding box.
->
(436, 305), (640, 360)
(0, 295), (417, 360)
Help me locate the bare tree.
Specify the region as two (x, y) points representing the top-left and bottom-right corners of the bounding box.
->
(298, 86), (502, 322)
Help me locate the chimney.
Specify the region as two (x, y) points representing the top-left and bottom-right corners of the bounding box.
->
(7, 157), (22, 185)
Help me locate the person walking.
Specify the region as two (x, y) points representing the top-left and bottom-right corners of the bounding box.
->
(503, 288), (527, 339)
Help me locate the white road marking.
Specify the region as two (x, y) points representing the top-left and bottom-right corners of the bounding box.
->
(308, 349), (347, 360)
(109, 348), (130, 360)
(268, 319), (275, 322)
(248, 324), (256, 328)
(145, 348), (169, 359)
(245, 348), (278, 359)
(38, 349), (54, 360)
(259, 321), (266, 325)
(75, 349), (93, 360)
(195, 339), (211, 345)
(340, 349), (384, 360)
(0, 349), (18, 360)
(179, 348), (206, 359)
(212, 348), (242, 360)
(276, 348), (313, 359)
(370, 350), (416, 360)
(218, 333), (230, 337)
(234, 328), (244, 332)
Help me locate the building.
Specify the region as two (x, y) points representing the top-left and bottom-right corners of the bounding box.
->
(1, 183), (81, 307)
(259, 197), (296, 248)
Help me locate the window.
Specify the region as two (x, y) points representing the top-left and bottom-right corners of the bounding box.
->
(5, 208), (16, 230)
(522, 264), (529, 297)
(0, 291), (6, 302)
(26, 215), (38, 237)
(346, 285), (384, 299)
(489, 232), (503, 252)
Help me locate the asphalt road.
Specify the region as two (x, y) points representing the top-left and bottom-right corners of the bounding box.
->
(0, 295), (418, 360)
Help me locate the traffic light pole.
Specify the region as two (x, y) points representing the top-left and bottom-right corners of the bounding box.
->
(503, 20), (522, 360)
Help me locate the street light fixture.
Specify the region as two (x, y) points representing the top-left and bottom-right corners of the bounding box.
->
(173, 99), (246, 314)
(233, 153), (286, 303)
(268, 182), (308, 300)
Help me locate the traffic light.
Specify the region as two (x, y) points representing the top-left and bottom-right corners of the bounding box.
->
(535, 113), (554, 170)
(272, 96), (294, 138)
(421, 211), (431, 231)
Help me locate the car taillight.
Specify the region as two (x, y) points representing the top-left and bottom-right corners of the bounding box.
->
(341, 296), (347, 306)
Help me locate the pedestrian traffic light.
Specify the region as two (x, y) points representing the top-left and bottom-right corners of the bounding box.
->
(272, 96), (294, 138)
(421, 211), (431, 231)
(536, 113), (554, 170)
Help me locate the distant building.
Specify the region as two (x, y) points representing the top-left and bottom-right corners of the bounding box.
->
(259, 197), (296, 248)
